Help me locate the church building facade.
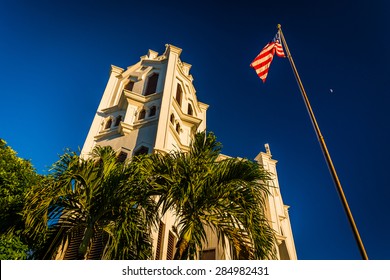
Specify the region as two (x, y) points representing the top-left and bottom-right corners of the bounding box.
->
(80, 44), (297, 260)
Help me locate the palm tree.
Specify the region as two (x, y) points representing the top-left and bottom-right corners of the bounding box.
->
(23, 146), (158, 260)
(150, 131), (276, 260)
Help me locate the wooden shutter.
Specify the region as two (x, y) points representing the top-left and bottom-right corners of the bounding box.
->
(87, 230), (108, 260)
(200, 249), (216, 260)
(155, 221), (165, 260)
(166, 231), (176, 260)
(63, 228), (84, 260)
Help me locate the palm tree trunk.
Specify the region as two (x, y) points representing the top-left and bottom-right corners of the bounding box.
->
(77, 224), (94, 259)
(173, 238), (189, 260)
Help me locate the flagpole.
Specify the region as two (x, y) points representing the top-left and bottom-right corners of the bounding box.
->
(277, 24), (368, 260)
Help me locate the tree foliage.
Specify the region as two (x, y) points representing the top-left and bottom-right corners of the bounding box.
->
(0, 232), (29, 260)
(3, 131), (276, 260)
(150, 131), (276, 260)
(23, 146), (158, 260)
(0, 139), (42, 259)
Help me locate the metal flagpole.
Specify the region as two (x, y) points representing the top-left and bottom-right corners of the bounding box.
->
(277, 24), (369, 260)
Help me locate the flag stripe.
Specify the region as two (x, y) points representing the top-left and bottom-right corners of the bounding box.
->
(250, 43), (276, 82)
(275, 42), (285, 57)
(250, 43), (275, 67)
(250, 32), (285, 82)
(250, 46), (273, 67)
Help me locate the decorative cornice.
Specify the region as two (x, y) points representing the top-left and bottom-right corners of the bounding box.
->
(198, 102), (209, 110)
(147, 49), (158, 59)
(255, 151), (278, 165)
(110, 65), (124, 75)
(100, 105), (120, 114)
(119, 119), (158, 135)
(124, 90), (162, 104)
(164, 44), (182, 56)
(94, 127), (121, 141)
(275, 234), (287, 245)
(172, 99), (203, 128)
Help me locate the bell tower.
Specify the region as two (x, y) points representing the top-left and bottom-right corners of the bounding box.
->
(80, 44), (296, 260)
(81, 44), (208, 160)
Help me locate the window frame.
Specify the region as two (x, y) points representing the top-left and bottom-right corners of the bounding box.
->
(144, 73), (159, 96)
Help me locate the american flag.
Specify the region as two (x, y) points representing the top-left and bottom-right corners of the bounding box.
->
(250, 32), (285, 83)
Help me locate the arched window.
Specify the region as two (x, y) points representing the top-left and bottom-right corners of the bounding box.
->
(144, 73), (159, 96)
(175, 123), (181, 134)
(187, 104), (193, 115)
(134, 146), (149, 156)
(138, 109), (146, 120)
(175, 84), (182, 106)
(114, 115), (122, 126)
(104, 118), (112, 129)
(170, 113), (175, 124)
(149, 106), (157, 117)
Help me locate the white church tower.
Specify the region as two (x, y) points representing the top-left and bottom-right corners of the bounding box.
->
(81, 44), (297, 260)
(81, 44), (207, 161)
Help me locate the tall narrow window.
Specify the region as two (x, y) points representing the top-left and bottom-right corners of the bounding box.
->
(144, 73), (159, 96)
(278, 240), (290, 260)
(117, 151), (127, 163)
(104, 118), (112, 129)
(187, 104), (193, 115)
(149, 106), (157, 117)
(125, 80), (134, 91)
(170, 114), (175, 124)
(114, 115), (122, 127)
(175, 84), (182, 106)
(138, 109), (146, 120)
(175, 123), (181, 134)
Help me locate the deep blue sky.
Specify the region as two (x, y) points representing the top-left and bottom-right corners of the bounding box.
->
(1, 1), (389, 260)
